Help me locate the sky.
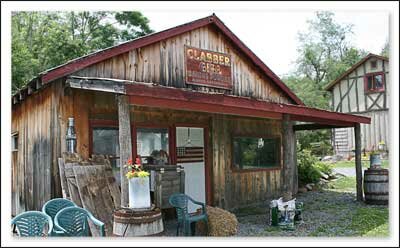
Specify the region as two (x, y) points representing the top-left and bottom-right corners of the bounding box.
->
(137, 9), (389, 77)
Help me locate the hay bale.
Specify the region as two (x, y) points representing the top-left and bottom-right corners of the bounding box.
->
(196, 206), (238, 236)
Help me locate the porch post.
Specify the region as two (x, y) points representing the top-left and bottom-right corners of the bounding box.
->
(282, 114), (297, 196)
(354, 123), (363, 202)
(117, 95), (133, 207)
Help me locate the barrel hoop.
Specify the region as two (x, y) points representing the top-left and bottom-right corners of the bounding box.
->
(364, 192), (389, 195)
(364, 180), (389, 183)
(113, 212), (162, 224)
(364, 199), (388, 205)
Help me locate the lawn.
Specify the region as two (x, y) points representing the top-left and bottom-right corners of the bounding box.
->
(329, 159), (389, 169)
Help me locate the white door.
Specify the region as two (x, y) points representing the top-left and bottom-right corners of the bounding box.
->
(176, 127), (206, 213)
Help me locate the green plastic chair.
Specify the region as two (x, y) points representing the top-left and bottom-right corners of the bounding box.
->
(11, 211), (53, 237)
(169, 193), (208, 236)
(54, 206), (105, 237)
(42, 198), (77, 236)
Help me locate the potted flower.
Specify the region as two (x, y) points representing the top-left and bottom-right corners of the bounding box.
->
(124, 156), (151, 209)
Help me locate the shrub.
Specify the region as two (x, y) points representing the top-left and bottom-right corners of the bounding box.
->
(297, 149), (321, 184)
(315, 161), (333, 176)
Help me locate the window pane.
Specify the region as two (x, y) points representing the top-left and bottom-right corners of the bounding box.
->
(137, 128), (169, 165)
(233, 137), (280, 169)
(93, 128), (119, 156)
(367, 76), (374, 90)
(374, 74), (383, 89)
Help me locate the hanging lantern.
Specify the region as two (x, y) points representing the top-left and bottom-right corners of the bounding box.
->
(66, 117), (77, 153)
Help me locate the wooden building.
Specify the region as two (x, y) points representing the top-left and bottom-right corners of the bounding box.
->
(11, 14), (370, 216)
(325, 54), (389, 158)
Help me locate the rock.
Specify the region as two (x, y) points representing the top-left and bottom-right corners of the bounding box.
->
(320, 172), (330, 180)
(298, 187), (308, 193)
(320, 178), (329, 183)
(332, 154), (344, 162)
(305, 184), (313, 191)
(328, 173), (338, 179)
(321, 156), (332, 162)
(196, 206), (238, 236)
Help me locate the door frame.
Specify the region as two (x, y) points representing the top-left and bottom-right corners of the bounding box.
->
(174, 123), (212, 205)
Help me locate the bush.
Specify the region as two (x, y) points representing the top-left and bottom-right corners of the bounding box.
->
(297, 149), (321, 184)
(315, 161), (333, 176)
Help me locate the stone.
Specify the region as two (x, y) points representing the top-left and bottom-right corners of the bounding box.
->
(305, 184), (313, 191)
(320, 172), (330, 180)
(321, 156), (333, 162)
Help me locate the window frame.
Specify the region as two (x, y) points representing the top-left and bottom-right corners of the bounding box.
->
(231, 133), (282, 173)
(364, 71), (385, 93)
(370, 60), (377, 69)
(11, 132), (18, 152)
(133, 123), (174, 165)
(89, 119), (120, 160)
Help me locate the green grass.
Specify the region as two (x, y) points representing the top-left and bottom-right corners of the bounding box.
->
(327, 159), (389, 169)
(330, 176), (356, 192)
(350, 207), (389, 237)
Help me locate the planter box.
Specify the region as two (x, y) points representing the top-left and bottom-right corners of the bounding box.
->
(128, 177), (151, 209)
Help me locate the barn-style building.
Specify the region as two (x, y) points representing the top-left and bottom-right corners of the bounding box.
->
(11, 14), (370, 216)
(325, 53), (389, 158)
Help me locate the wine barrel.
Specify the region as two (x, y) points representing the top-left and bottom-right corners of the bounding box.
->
(113, 206), (164, 236)
(363, 168), (388, 205)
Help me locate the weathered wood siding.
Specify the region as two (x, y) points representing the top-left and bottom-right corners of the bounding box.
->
(11, 85), (55, 214)
(72, 26), (292, 104)
(331, 57), (390, 156)
(211, 115), (283, 210)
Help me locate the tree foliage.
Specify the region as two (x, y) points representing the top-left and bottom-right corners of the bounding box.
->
(12, 11), (153, 94)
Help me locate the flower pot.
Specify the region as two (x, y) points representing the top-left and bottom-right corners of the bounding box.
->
(370, 154), (381, 168)
(128, 177), (151, 209)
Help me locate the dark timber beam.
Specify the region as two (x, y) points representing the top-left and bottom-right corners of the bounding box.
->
(293, 124), (353, 131)
(354, 123), (363, 202)
(66, 76), (127, 94)
(117, 95), (133, 207)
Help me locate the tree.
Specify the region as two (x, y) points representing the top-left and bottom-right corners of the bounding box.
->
(285, 11), (367, 155)
(380, 39), (389, 57)
(12, 11), (153, 94)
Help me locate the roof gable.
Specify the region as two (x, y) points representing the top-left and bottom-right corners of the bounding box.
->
(324, 53), (389, 91)
(34, 14), (303, 105)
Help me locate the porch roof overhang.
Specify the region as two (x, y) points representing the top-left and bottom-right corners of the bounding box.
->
(124, 82), (371, 128)
(65, 76), (370, 128)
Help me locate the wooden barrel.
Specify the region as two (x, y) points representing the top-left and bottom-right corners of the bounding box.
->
(363, 168), (388, 205)
(113, 207), (164, 236)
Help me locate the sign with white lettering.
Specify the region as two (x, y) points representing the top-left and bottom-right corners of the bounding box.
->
(185, 46), (232, 90)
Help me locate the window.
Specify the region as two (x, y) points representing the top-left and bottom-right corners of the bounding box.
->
(136, 128), (169, 165)
(364, 72), (385, 93)
(370, 60), (377, 69)
(233, 136), (280, 170)
(12, 133), (18, 151)
(92, 127), (120, 183)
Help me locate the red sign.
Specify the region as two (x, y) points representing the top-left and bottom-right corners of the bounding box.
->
(185, 46), (232, 90)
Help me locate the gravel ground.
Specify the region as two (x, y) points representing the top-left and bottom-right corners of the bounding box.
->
(159, 188), (387, 237)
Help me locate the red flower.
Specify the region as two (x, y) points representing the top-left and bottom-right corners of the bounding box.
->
(135, 157), (141, 165)
(127, 158), (133, 165)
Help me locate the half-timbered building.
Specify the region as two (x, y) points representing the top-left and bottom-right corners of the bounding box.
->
(11, 14), (370, 216)
(325, 53), (389, 158)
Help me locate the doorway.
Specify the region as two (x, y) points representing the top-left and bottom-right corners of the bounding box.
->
(175, 126), (207, 213)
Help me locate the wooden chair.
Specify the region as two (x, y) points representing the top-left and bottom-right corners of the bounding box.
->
(11, 211), (53, 237)
(54, 206), (105, 237)
(169, 193), (208, 236)
(42, 198), (77, 236)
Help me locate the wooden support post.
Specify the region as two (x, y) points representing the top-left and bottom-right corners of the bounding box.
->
(117, 95), (133, 207)
(354, 123), (363, 202)
(282, 114), (297, 196)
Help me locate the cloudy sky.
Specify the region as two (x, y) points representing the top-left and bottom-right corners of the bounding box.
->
(137, 8), (389, 77)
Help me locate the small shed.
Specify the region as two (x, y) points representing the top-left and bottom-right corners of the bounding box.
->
(11, 14), (370, 216)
